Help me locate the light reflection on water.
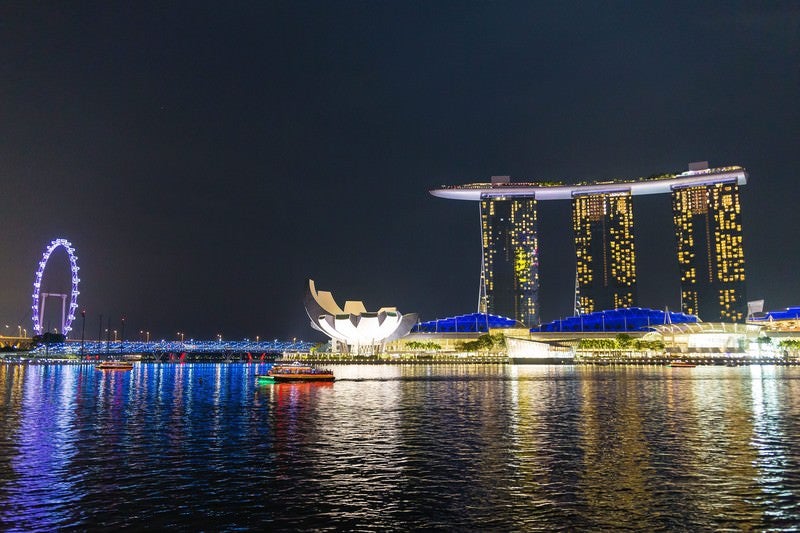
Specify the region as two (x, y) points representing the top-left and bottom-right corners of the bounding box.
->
(0, 363), (799, 530)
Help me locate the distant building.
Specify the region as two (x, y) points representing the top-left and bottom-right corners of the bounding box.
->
(672, 178), (747, 321)
(411, 312), (520, 333)
(573, 192), (637, 314)
(388, 312), (527, 352)
(430, 163), (749, 323)
(533, 307), (699, 333)
(748, 306), (800, 332)
(478, 184), (539, 327)
(652, 322), (761, 355)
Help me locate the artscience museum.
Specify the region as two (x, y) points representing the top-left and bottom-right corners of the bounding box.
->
(304, 279), (418, 355)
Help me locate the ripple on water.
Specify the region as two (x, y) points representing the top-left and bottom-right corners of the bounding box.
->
(1, 363), (800, 530)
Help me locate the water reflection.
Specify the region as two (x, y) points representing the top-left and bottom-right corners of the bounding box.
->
(0, 363), (799, 529)
(0, 365), (84, 530)
(750, 366), (800, 527)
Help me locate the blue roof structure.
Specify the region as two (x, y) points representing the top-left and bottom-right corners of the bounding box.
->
(532, 307), (699, 333)
(749, 306), (800, 322)
(411, 312), (520, 334)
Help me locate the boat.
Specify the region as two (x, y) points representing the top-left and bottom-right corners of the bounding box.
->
(263, 362), (335, 382)
(669, 361), (696, 368)
(255, 374), (276, 384)
(96, 361), (134, 371)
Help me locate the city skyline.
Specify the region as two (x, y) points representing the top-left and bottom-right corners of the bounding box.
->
(1, 3), (798, 338)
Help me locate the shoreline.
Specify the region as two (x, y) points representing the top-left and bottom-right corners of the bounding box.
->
(3, 354), (800, 367)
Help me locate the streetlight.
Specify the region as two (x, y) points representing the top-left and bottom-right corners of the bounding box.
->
(113, 330), (118, 342)
(217, 334), (222, 342)
(80, 309), (86, 356)
(256, 335), (259, 343)
(177, 332), (185, 343)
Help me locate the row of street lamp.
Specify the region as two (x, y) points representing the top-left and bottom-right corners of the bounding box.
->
(6, 317), (278, 345)
(3, 325), (28, 338)
(98, 330), (264, 343)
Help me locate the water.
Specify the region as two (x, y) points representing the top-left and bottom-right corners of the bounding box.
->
(1, 363), (800, 531)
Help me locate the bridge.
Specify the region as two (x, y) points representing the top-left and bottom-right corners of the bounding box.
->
(0, 336), (35, 350)
(29, 339), (316, 357)
(16, 239), (319, 359)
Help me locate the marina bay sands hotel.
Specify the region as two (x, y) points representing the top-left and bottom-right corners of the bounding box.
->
(430, 162), (747, 326)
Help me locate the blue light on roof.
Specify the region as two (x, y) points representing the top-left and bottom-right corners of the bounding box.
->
(28, 339), (316, 356)
(749, 307), (800, 321)
(532, 307), (699, 333)
(411, 313), (520, 334)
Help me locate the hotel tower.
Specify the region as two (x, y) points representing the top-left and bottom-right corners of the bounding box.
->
(478, 178), (539, 327)
(672, 178), (747, 321)
(572, 192), (637, 315)
(431, 163), (748, 324)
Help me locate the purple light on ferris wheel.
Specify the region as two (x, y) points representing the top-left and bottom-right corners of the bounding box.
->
(31, 238), (80, 336)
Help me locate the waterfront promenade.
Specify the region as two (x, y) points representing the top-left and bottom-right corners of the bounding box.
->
(5, 351), (799, 366)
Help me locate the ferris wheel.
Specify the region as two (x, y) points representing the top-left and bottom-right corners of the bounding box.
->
(31, 238), (80, 336)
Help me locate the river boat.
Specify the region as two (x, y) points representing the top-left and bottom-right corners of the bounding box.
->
(255, 374), (276, 384)
(669, 361), (696, 368)
(96, 361), (134, 371)
(263, 362), (335, 382)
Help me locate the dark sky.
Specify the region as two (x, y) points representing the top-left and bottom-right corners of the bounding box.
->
(1, 2), (798, 341)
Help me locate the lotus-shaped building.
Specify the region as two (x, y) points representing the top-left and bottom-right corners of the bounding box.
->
(304, 279), (418, 355)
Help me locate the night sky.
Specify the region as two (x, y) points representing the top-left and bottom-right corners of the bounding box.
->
(1, 2), (798, 341)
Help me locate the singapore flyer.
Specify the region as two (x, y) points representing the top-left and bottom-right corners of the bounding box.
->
(31, 238), (80, 336)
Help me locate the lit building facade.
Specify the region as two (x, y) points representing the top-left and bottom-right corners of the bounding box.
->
(478, 191), (539, 327)
(572, 192), (637, 314)
(430, 164), (748, 323)
(672, 181), (747, 322)
(304, 279), (418, 355)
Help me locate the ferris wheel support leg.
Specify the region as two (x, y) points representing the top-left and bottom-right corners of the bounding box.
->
(61, 295), (67, 335)
(39, 298), (47, 334)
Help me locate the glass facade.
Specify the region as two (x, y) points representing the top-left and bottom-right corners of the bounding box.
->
(478, 195), (539, 327)
(672, 181), (747, 322)
(572, 192), (637, 314)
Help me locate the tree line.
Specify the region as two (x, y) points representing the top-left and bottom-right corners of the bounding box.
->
(578, 333), (664, 351)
